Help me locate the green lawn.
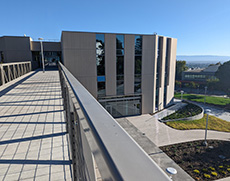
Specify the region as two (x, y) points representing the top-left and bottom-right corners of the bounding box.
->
(175, 92), (230, 106)
(166, 114), (230, 132)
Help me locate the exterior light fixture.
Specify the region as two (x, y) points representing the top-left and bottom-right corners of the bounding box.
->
(38, 38), (45, 73)
(203, 109), (211, 146)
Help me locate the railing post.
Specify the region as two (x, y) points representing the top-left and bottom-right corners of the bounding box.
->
(17, 64), (21, 76)
(29, 62), (32, 72)
(7, 65), (11, 82)
(0, 65), (5, 85)
(13, 65), (16, 79)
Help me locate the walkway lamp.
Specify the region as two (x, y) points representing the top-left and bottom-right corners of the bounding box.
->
(38, 38), (45, 73)
(203, 109), (211, 146)
(180, 90), (184, 103)
(204, 86), (208, 104)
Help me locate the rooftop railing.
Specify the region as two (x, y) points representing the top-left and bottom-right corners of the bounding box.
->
(58, 62), (171, 181)
(0, 61), (31, 86)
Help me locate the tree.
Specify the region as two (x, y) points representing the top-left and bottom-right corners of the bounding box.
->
(176, 60), (188, 80)
(175, 80), (181, 89)
(190, 81), (196, 89)
(207, 78), (220, 91)
(215, 60), (230, 95)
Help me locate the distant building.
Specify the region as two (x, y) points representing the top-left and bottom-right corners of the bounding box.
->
(182, 64), (220, 83)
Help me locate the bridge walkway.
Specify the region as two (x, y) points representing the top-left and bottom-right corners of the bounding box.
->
(0, 68), (72, 181)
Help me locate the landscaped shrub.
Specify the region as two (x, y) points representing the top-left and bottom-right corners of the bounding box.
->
(202, 168), (208, 173)
(204, 174), (211, 178)
(211, 172), (218, 176)
(227, 168), (230, 172)
(220, 171), (227, 175)
(162, 103), (202, 120)
(193, 169), (200, 174)
(219, 166), (224, 169)
(209, 167), (215, 171)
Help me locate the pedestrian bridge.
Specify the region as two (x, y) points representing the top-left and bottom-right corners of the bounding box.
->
(0, 62), (170, 181)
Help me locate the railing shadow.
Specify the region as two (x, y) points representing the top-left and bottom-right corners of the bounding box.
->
(0, 70), (39, 97)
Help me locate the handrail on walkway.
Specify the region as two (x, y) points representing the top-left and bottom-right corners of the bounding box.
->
(58, 62), (170, 181)
(0, 61), (31, 85)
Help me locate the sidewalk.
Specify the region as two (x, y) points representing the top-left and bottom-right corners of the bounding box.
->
(125, 114), (230, 147)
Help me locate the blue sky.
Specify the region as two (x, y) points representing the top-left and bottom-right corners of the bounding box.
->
(1, 0), (230, 56)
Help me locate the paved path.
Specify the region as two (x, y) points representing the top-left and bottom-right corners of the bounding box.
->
(0, 68), (72, 180)
(190, 101), (230, 122)
(174, 98), (230, 122)
(126, 114), (230, 147)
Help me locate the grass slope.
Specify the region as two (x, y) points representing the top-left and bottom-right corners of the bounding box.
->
(166, 114), (230, 132)
(174, 93), (230, 106)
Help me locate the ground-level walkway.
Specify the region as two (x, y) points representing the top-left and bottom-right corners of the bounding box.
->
(0, 68), (72, 180)
(125, 114), (230, 147)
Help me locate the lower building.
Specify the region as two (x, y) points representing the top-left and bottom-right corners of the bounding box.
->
(0, 36), (62, 70)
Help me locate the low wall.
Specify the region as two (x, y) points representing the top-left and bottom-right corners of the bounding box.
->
(155, 103), (187, 120)
(160, 101), (204, 122)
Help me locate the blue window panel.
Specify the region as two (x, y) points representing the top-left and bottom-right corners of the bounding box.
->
(97, 76), (105, 82)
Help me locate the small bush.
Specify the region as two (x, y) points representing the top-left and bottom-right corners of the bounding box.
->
(227, 168), (230, 172)
(219, 166), (224, 169)
(220, 170), (227, 175)
(202, 168), (208, 173)
(204, 174), (211, 178)
(193, 169), (200, 174)
(211, 172), (218, 176)
(209, 167), (215, 171)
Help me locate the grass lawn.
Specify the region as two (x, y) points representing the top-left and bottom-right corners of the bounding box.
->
(165, 114), (230, 132)
(174, 92), (230, 106)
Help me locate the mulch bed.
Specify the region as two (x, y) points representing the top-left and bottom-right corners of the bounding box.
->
(160, 140), (230, 180)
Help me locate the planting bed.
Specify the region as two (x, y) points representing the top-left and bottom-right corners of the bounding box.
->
(160, 140), (230, 180)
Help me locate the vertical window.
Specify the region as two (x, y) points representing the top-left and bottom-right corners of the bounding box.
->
(164, 38), (170, 107)
(96, 34), (105, 97)
(116, 35), (124, 95)
(155, 37), (163, 110)
(134, 36), (142, 93)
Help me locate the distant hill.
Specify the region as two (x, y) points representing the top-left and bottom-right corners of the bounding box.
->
(176, 55), (230, 63)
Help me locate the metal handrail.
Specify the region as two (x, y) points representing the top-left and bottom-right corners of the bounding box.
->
(0, 61), (31, 85)
(58, 62), (170, 181)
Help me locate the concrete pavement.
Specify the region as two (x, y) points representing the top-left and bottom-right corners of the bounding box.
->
(125, 114), (230, 147)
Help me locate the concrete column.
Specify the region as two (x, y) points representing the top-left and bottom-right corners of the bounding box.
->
(124, 35), (135, 95)
(105, 34), (116, 96)
(141, 35), (156, 114)
(166, 38), (177, 105)
(158, 37), (166, 111)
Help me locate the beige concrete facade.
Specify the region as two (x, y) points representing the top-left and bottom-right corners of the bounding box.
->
(105, 34), (116, 96)
(61, 32), (97, 97)
(124, 35), (135, 95)
(61, 31), (177, 115)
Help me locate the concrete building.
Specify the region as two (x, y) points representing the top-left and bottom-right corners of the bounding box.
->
(0, 31), (177, 117)
(61, 31), (177, 117)
(0, 36), (62, 69)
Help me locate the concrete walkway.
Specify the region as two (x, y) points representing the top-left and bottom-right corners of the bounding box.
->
(188, 100), (230, 122)
(0, 68), (72, 180)
(126, 114), (230, 147)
